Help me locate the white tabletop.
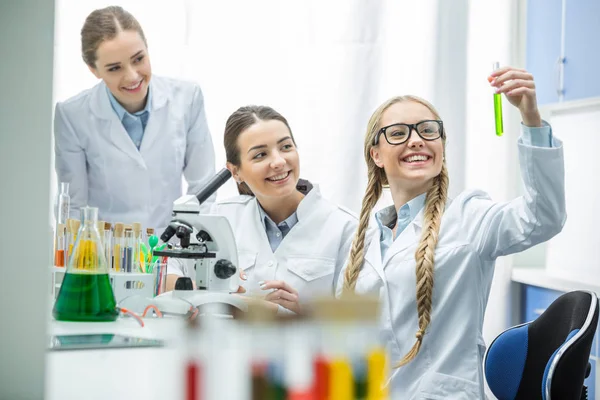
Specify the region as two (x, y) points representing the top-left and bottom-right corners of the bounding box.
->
(46, 318), (188, 400)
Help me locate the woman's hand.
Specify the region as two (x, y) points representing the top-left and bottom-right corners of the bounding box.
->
(234, 269), (248, 293)
(260, 280), (302, 314)
(489, 66), (542, 127)
(236, 295), (279, 315)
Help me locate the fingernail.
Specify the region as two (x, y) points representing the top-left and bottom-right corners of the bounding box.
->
(494, 87), (501, 94)
(491, 79), (496, 85)
(258, 280), (265, 286)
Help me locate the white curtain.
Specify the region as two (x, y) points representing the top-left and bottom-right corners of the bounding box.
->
(52, 0), (443, 214)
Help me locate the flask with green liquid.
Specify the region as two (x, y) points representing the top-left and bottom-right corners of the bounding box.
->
(53, 206), (118, 322)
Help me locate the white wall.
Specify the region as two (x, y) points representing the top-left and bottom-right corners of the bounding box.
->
(0, 0), (55, 398)
(432, 0), (469, 199)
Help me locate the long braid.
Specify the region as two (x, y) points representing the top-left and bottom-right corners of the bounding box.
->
(396, 163), (449, 367)
(343, 170), (383, 293)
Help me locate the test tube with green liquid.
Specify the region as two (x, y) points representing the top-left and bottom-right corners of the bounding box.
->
(493, 61), (503, 136)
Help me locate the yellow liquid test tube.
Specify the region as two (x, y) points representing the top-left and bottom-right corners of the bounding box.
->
(366, 348), (388, 400)
(493, 61), (503, 136)
(113, 223), (124, 272)
(328, 358), (354, 400)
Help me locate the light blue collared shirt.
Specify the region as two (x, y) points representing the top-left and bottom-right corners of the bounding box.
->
(375, 122), (553, 258)
(258, 205), (299, 252)
(106, 85), (152, 150)
(375, 193), (426, 258)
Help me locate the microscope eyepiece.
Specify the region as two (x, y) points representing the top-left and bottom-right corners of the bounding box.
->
(195, 168), (232, 205)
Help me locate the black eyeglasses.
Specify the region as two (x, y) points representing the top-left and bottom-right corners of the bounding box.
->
(373, 120), (444, 145)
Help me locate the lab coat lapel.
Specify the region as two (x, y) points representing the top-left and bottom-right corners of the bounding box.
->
(139, 79), (168, 157)
(364, 224), (385, 282)
(89, 81), (145, 167)
(291, 186), (333, 237)
(382, 210), (424, 270)
(240, 198), (272, 258)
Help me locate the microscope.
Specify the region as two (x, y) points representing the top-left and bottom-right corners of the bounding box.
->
(152, 169), (248, 316)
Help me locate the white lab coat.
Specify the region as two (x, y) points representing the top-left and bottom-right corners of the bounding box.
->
(204, 186), (358, 301)
(54, 76), (216, 232)
(351, 137), (566, 399)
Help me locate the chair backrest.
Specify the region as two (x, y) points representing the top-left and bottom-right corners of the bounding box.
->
(484, 290), (598, 400)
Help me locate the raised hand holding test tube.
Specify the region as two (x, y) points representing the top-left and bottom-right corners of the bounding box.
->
(488, 64), (543, 129)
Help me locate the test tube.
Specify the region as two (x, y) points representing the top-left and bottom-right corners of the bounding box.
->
(328, 356), (353, 400)
(57, 182), (70, 225)
(284, 321), (315, 400)
(104, 222), (113, 270)
(185, 317), (202, 400)
(113, 223), (124, 272)
(313, 354), (330, 400)
(124, 228), (134, 273)
(55, 183), (70, 268)
(366, 347), (387, 400)
(54, 224), (66, 267)
(493, 61), (504, 136)
(96, 220), (105, 247)
(132, 222), (143, 272)
(146, 228), (155, 266)
(65, 219), (74, 267)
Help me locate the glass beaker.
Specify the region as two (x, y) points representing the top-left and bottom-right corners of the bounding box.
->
(53, 206), (118, 322)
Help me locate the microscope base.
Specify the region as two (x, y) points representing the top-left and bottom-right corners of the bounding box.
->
(155, 290), (248, 314)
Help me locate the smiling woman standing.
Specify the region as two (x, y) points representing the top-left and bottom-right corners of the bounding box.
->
(54, 6), (216, 232)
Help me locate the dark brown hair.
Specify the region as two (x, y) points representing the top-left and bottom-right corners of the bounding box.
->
(81, 6), (147, 68)
(224, 105), (296, 196)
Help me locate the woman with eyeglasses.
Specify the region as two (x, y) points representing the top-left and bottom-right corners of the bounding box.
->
(340, 66), (566, 398)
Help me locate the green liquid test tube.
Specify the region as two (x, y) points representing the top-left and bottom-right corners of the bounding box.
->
(493, 61), (503, 136)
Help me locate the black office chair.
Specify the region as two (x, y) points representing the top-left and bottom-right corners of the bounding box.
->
(484, 290), (598, 400)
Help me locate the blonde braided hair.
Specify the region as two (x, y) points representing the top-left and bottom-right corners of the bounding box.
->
(397, 163), (448, 366)
(343, 96), (449, 367)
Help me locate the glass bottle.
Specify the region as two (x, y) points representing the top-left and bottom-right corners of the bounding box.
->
(53, 206), (118, 322)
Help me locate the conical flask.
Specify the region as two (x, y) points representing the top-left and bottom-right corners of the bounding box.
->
(53, 206), (118, 322)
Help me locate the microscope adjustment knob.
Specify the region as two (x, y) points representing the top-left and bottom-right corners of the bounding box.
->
(174, 277), (194, 290)
(214, 259), (237, 280)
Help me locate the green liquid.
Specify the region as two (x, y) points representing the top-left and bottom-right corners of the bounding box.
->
(53, 272), (118, 322)
(269, 383), (286, 400)
(355, 379), (367, 399)
(494, 93), (503, 136)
